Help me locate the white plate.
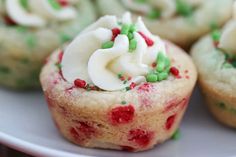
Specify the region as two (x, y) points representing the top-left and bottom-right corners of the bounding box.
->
(0, 87), (236, 157)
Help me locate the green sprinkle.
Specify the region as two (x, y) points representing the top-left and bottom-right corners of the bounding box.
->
(134, 0), (147, 3)
(125, 86), (131, 91)
(158, 72), (168, 81)
(129, 24), (137, 33)
(232, 60), (236, 68)
(211, 30), (221, 41)
(129, 39), (137, 52)
(102, 41), (114, 49)
(128, 32), (134, 40)
(15, 26), (27, 33)
(121, 101), (127, 105)
(172, 129), (181, 140)
(121, 24), (130, 35)
(147, 8), (161, 19)
(123, 80), (128, 84)
(156, 61), (165, 72)
(164, 57), (171, 72)
(60, 33), (72, 43)
(48, 0), (61, 10)
(55, 63), (62, 69)
(117, 73), (123, 78)
(0, 66), (10, 74)
(222, 63), (233, 69)
(20, 0), (28, 10)
(176, 0), (193, 17)
(146, 73), (158, 82)
(26, 34), (37, 48)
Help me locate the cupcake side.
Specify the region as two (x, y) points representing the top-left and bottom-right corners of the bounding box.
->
(40, 13), (197, 152)
(191, 3), (236, 128)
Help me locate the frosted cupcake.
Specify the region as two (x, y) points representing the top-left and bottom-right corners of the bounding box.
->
(0, 0), (95, 89)
(40, 13), (197, 152)
(191, 3), (236, 128)
(96, 0), (233, 49)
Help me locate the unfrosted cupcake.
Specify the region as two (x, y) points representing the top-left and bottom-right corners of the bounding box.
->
(96, 0), (233, 49)
(40, 13), (197, 152)
(191, 3), (236, 128)
(0, 0), (96, 89)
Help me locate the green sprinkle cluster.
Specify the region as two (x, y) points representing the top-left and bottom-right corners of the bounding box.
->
(121, 101), (127, 105)
(48, 0), (62, 10)
(121, 24), (138, 52)
(176, 0), (193, 17)
(146, 52), (170, 82)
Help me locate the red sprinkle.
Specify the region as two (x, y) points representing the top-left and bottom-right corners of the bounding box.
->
(130, 82), (136, 89)
(213, 41), (219, 47)
(58, 0), (69, 6)
(112, 28), (121, 41)
(128, 76), (132, 81)
(128, 129), (154, 147)
(138, 83), (153, 93)
(138, 32), (154, 47)
(166, 115), (176, 130)
(120, 76), (125, 81)
(74, 79), (87, 88)
(4, 15), (16, 25)
(58, 51), (64, 63)
(152, 62), (157, 68)
(109, 105), (135, 125)
(170, 67), (179, 77)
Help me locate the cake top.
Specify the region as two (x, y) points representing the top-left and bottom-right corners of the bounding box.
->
(61, 13), (173, 91)
(0, 0), (77, 27)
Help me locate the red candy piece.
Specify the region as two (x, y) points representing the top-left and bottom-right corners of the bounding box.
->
(170, 67), (179, 77)
(58, 0), (69, 6)
(138, 32), (154, 47)
(130, 82), (136, 89)
(70, 127), (82, 143)
(111, 28), (121, 41)
(74, 79), (87, 88)
(152, 62), (157, 68)
(78, 121), (96, 137)
(109, 105), (135, 125)
(121, 146), (135, 152)
(166, 115), (176, 130)
(128, 129), (153, 147)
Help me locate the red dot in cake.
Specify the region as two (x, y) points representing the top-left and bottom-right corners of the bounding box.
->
(128, 129), (154, 147)
(77, 121), (96, 138)
(109, 105), (135, 125)
(70, 127), (82, 143)
(165, 115), (176, 130)
(138, 83), (153, 93)
(121, 145), (135, 152)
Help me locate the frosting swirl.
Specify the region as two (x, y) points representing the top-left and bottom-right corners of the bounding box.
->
(4, 0), (77, 27)
(61, 13), (167, 91)
(218, 1), (236, 55)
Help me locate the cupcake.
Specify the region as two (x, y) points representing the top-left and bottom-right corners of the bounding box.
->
(96, 0), (233, 49)
(191, 3), (236, 128)
(0, 0), (96, 89)
(40, 13), (197, 152)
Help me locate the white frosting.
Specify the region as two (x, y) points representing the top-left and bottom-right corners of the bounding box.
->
(5, 0), (76, 27)
(61, 13), (166, 91)
(218, 2), (236, 55)
(121, 0), (176, 19)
